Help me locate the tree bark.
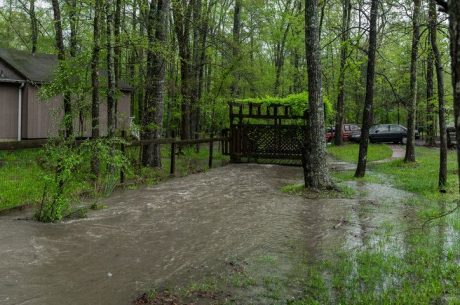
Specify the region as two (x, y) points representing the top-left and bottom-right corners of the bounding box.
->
(106, 2), (116, 137)
(172, 0), (194, 139)
(334, 0), (351, 146)
(404, 0), (421, 163)
(230, 0), (242, 98)
(142, 0), (169, 167)
(430, 0), (447, 188)
(51, 0), (73, 138)
(448, 0), (460, 194)
(355, 0), (378, 177)
(29, 0), (38, 54)
(91, 0), (102, 177)
(304, 0), (331, 189)
(425, 46), (435, 147)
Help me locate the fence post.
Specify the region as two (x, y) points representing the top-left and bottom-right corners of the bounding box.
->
(120, 130), (126, 184)
(209, 133), (214, 169)
(170, 131), (176, 176)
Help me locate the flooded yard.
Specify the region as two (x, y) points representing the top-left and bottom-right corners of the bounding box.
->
(0, 164), (440, 305)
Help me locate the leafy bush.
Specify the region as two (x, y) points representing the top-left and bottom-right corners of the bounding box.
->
(235, 92), (334, 119)
(34, 137), (130, 222)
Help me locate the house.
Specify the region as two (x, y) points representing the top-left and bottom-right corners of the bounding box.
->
(0, 48), (132, 141)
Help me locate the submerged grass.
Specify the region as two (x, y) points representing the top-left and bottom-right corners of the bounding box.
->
(0, 144), (229, 212)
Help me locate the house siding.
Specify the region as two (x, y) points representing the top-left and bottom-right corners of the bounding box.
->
(0, 83), (19, 139)
(25, 85), (62, 139)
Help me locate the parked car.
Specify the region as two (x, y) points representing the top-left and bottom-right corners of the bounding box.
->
(447, 127), (456, 148)
(350, 124), (419, 144)
(325, 124), (361, 142)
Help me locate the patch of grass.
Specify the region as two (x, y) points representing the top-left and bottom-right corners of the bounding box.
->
(292, 218), (460, 305)
(0, 149), (45, 211)
(370, 147), (459, 201)
(328, 143), (393, 163)
(280, 183), (356, 199)
(332, 169), (385, 185)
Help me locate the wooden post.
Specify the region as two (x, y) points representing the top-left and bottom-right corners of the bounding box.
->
(170, 131), (176, 175)
(120, 130), (126, 184)
(209, 133), (214, 168)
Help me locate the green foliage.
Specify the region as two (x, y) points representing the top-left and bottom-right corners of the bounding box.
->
(34, 137), (130, 222)
(235, 92), (334, 119)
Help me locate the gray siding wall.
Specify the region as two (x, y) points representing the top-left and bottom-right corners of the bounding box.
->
(0, 83), (19, 139)
(4, 83), (132, 140)
(25, 85), (62, 139)
(0, 60), (23, 80)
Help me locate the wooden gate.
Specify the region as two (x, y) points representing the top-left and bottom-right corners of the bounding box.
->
(228, 102), (307, 165)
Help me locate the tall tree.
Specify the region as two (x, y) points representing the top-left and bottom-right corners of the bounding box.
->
(404, 0), (421, 163)
(230, 0), (242, 98)
(334, 0), (352, 145)
(430, 0), (447, 189)
(425, 47), (435, 146)
(433, 0), (460, 193)
(304, 0), (331, 189)
(106, 1), (116, 137)
(29, 0), (38, 54)
(51, 0), (73, 138)
(449, 0), (460, 194)
(355, 0), (378, 177)
(91, 0), (102, 177)
(142, 0), (170, 167)
(172, 0), (194, 139)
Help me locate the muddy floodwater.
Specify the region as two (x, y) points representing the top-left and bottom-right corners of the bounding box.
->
(0, 164), (415, 305)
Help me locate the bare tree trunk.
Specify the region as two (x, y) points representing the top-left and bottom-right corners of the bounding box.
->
(230, 0), (241, 98)
(51, 0), (73, 138)
(91, 0), (102, 177)
(106, 2), (116, 137)
(114, 0), (122, 85)
(355, 0), (378, 178)
(304, 0), (331, 189)
(172, 1), (194, 139)
(430, 0), (447, 188)
(334, 0), (351, 146)
(404, 0), (421, 163)
(142, 0), (169, 167)
(448, 0), (460, 194)
(29, 0), (38, 54)
(426, 47), (435, 146)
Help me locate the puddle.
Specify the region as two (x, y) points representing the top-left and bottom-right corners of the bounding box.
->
(0, 164), (441, 305)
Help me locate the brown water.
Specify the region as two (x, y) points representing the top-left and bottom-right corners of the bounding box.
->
(0, 164), (415, 305)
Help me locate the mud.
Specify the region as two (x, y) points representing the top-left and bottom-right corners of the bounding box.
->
(0, 164), (417, 305)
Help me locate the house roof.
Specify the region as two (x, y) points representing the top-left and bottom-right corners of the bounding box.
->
(0, 48), (57, 83)
(0, 48), (132, 91)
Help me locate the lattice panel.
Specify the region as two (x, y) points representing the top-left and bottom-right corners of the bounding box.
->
(241, 125), (306, 159)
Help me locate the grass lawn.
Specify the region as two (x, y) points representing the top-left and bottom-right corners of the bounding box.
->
(0, 149), (46, 211)
(330, 144), (459, 201)
(328, 143), (393, 163)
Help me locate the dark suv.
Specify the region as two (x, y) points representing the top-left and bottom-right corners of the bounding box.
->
(350, 124), (418, 144)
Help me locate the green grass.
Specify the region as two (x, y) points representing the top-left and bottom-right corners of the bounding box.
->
(328, 145), (459, 202)
(328, 143), (393, 163)
(371, 147), (459, 201)
(0, 149), (46, 211)
(281, 182), (356, 198)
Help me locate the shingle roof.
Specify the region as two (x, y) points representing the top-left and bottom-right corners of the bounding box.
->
(0, 48), (132, 91)
(0, 48), (58, 82)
